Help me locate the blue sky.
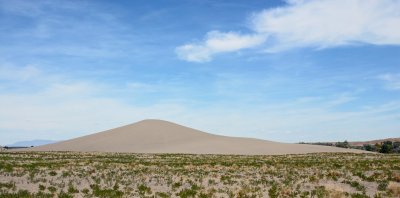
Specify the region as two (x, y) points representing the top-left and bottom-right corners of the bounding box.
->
(0, 0), (400, 144)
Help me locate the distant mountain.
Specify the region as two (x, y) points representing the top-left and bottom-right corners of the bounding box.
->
(7, 139), (58, 147)
(27, 119), (367, 155)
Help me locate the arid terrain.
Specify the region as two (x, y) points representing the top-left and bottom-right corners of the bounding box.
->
(25, 120), (366, 155)
(0, 152), (399, 197)
(1, 120), (397, 197)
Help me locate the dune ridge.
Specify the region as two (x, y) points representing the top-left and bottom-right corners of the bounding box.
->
(27, 119), (367, 155)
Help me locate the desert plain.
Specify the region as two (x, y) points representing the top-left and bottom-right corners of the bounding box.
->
(1, 120), (399, 197)
(0, 152), (400, 198)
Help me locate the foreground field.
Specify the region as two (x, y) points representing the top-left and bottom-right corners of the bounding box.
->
(0, 152), (399, 197)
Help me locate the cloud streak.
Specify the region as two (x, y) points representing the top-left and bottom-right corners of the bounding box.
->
(0, 65), (41, 81)
(176, 31), (266, 62)
(177, 0), (400, 62)
(378, 73), (400, 90)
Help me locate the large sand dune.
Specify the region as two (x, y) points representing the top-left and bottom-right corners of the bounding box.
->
(27, 119), (367, 155)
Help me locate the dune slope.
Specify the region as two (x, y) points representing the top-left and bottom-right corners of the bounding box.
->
(27, 119), (367, 155)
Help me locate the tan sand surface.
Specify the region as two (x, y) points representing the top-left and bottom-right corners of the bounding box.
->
(26, 119), (368, 155)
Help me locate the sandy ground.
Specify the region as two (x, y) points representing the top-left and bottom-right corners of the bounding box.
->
(24, 119), (368, 155)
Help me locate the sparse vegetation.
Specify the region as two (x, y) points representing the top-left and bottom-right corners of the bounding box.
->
(0, 152), (399, 197)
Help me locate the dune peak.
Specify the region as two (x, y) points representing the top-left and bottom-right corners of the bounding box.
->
(25, 119), (368, 155)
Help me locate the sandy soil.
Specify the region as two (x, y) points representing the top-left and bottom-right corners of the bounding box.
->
(24, 119), (368, 155)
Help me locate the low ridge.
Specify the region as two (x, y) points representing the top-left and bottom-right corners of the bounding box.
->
(27, 119), (367, 155)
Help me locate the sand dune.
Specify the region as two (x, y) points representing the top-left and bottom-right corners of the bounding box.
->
(27, 119), (367, 155)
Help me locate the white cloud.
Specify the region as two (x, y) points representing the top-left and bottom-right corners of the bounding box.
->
(176, 44), (212, 62)
(204, 31), (266, 52)
(378, 73), (400, 90)
(253, 0), (400, 51)
(176, 31), (267, 62)
(177, 0), (400, 62)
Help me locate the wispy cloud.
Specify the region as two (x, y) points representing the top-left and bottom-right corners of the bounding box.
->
(253, 0), (400, 51)
(1, 63), (394, 144)
(0, 65), (41, 81)
(378, 73), (400, 90)
(176, 31), (266, 62)
(177, 0), (400, 62)
(1, 78), (398, 144)
(0, 64), (188, 143)
(0, 0), (138, 59)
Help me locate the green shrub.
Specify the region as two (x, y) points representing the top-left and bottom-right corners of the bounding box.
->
(177, 188), (197, 198)
(156, 192), (171, 198)
(49, 171), (57, 176)
(268, 184), (278, 198)
(82, 188), (90, 194)
(92, 184), (123, 198)
(58, 191), (73, 198)
(378, 182), (388, 191)
(137, 184), (152, 195)
(0, 182), (15, 189)
(38, 184), (46, 191)
(311, 186), (327, 198)
(48, 186), (57, 193)
(351, 193), (369, 198)
(67, 184), (78, 193)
